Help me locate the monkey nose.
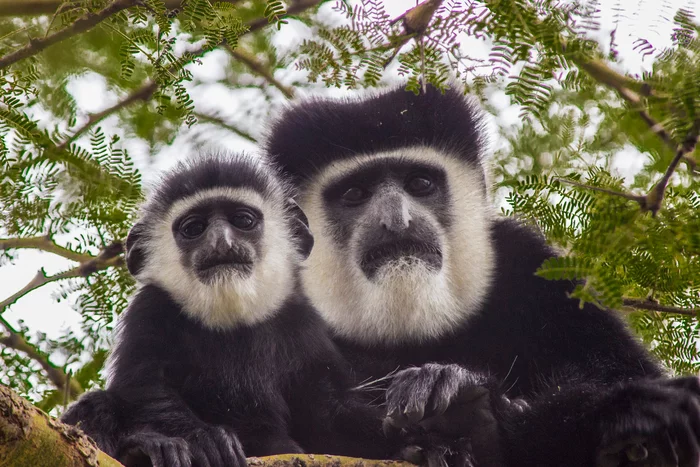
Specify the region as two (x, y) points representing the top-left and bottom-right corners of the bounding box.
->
(207, 221), (236, 250)
(380, 210), (412, 232)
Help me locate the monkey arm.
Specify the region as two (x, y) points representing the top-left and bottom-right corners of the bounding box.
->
(496, 375), (700, 467)
(287, 355), (402, 461)
(95, 288), (247, 466)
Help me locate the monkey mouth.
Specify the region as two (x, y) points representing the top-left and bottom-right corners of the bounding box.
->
(195, 254), (254, 283)
(360, 240), (442, 278)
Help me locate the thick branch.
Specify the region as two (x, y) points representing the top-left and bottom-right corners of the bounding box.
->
(0, 242), (124, 313)
(622, 298), (699, 317)
(0, 235), (93, 263)
(225, 45), (295, 99)
(0, 315), (83, 398)
(0, 385), (121, 466)
(0, 0), (138, 71)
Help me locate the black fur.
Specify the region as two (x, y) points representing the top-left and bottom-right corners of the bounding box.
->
(265, 85), (487, 187)
(62, 154), (395, 466)
(265, 85), (700, 467)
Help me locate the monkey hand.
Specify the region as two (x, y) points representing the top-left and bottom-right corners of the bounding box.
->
(186, 425), (247, 467)
(118, 431), (191, 467)
(595, 376), (700, 467)
(384, 363), (494, 433)
(384, 363), (506, 467)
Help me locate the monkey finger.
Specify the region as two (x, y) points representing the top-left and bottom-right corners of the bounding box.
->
(214, 429), (245, 467)
(427, 368), (462, 416)
(423, 447), (449, 467)
(397, 445), (425, 465)
(190, 446), (213, 467)
(163, 438), (191, 467)
(148, 449), (166, 467)
(229, 433), (248, 467)
(382, 416), (403, 437)
(203, 440), (226, 467)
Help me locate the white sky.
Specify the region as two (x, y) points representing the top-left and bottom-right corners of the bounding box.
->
(0, 0), (699, 372)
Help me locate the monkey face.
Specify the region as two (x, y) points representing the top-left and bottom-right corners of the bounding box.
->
(172, 197), (263, 285)
(321, 158), (450, 281)
(296, 146), (496, 344)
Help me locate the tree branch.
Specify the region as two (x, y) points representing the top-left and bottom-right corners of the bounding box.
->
(0, 235), (94, 263)
(0, 315), (83, 398)
(54, 0), (323, 147)
(643, 128), (700, 215)
(554, 177), (646, 205)
(0, 242), (124, 314)
(0, 385), (121, 466)
(0, 0), (138, 71)
(193, 111), (257, 143)
(622, 298), (699, 317)
(55, 81), (157, 151)
(0, 0), (243, 16)
(224, 45), (295, 99)
(573, 57), (700, 214)
(246, 0), (324, 31)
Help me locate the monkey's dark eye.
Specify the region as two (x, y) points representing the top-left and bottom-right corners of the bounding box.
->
(405, 176), (434, 196)
(341, 187), (369, 205)
(232, 212), (257, 230)
(180, 218), (207, 238)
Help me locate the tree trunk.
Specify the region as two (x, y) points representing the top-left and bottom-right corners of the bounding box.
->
(0, 385), (413, 467)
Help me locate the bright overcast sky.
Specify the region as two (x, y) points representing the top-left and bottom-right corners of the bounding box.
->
(1, 0), (699, 369)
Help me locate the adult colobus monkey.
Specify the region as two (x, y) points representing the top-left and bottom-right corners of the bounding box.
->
(62, 153), (399, 467)
(264, 85), (700, 467)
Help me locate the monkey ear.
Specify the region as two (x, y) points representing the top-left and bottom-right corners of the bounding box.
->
(286, 198), (314, 260)
(125, 222), (147, 277)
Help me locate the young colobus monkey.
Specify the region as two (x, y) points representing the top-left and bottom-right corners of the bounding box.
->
(62, 153), (398, 467)
(265, 85), (700, 467)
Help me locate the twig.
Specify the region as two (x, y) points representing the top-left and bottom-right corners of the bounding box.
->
(0, 242), (124, 313)
(224, 45), (295, 99)
(0, 315), (83, 397)
(622, 297), (699, 317)
(573, 59), (667, 101)
(643, 129), (700, 215)
(0, 0), (138, 71)
(0, 235), (94, 263)
(55, 81), (156, 151)
(245, 0), (323, 31)
(382, 0), (443, 69)
(193, 111), (257, 143)
(554, 177), (645, 204)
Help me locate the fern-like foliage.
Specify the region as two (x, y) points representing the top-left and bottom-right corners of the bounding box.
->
(495, 81), (700, 374)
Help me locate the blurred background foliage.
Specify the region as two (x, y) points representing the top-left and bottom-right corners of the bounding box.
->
(0, 0), (698, 413)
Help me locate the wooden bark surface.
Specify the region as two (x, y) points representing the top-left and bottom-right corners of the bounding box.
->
(0, 384), (413, 467)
